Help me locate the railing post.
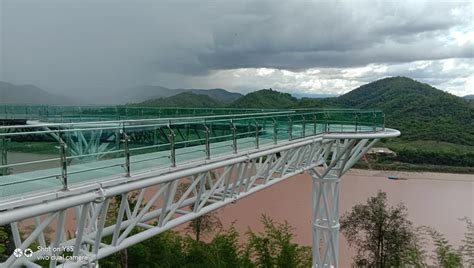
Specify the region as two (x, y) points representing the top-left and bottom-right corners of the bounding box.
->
(153, 126), (158, 146)
(313, 113), (317, 134)
(325, 113), (329, 132)
(355, 112), (359, 132)
(123, 133), (131, 177)
(59, 141), (68, 190)
(372, 111), (376, 131)
(169, 129), (176, 167)
(272, 118), (278, 145)
(204, 124), (210, 159)
(288, 116), (293, 141)
(231, 120), (237, 153)
(1, 137), (9, 176)
(382, 113), (385, 131)
(115, 128), (121, 150)
(302, 115), (306, 137)
(254, 120), (259, 149)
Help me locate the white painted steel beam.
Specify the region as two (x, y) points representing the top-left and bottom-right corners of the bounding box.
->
(0, 129), (400, 267)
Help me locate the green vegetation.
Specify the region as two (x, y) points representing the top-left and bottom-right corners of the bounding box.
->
(5, 141), (58, 154)
(4, 76), (470, 173)
(1, 191), (472, 266)
(330, 77), (474, 145)
(140, 92), (224, 108)
(340, 191), (424, 267)
(100, 215), (311, 268)
(383, 140), (474, 166)
(230, 89), (298, 109)
(419, 227), (463, 267)
(0, 225), (14, 263)
(341, 191), (472, 267)
(217, 77), (473, 173)
(354, 160), (474, 174)
(356, 140), (474, 173)
(143, 77), (473, 147)
(460, 217), (474, 267)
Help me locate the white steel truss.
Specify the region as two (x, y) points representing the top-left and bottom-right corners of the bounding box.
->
(0, 131), (399, 268)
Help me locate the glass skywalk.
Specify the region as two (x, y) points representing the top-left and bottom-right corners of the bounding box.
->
(0, 107), (385, 203)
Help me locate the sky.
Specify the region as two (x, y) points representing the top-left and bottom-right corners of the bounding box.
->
(0, 0), (473, 99)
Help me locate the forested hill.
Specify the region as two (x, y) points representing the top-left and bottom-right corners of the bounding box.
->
(140, 92), (224, 108)
(330, 77), (474, 145)
(139, 77), (473, 146)
(230, 89), (298, 108)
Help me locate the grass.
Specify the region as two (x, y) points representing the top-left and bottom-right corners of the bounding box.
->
(380, 140), (474, 154)
(3, 141), (58, 154)
(354, 160), (474, 174)
(357, 140), (474, 174)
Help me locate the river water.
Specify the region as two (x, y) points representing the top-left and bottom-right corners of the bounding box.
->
(214, 169), (474, 266)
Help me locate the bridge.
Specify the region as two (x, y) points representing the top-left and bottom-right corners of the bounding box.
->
(0, 105), (400, 267)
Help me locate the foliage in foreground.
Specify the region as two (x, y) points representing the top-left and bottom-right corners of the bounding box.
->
(340, 191), (424, 267)
(341, 191), (472, 268)
(1, 191), (471, 267)
(100, 215), (311, 268)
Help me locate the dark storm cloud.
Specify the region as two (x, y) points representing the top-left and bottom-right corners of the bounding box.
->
(198, 1), (472, 71)
(0, 0), (472, 98)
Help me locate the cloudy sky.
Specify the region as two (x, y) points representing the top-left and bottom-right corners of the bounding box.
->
(1, 0), (473, 99)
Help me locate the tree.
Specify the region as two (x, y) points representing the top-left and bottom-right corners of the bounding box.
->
(0, 227), (9, 262)
(420, 226), (463, 268)
(186, 213), (223, 243)
(0, 225), (15, 263)
(460, 217), (474, 267)
(176, 180), (223, 242)
(246, 215), (311, 268)
(340, 191), (424, 267)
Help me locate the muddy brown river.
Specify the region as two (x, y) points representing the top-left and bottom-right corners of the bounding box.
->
(214, 169), (474, 266)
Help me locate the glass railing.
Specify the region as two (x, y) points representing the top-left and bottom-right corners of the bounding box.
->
(0, 104), (279, 122)
(0, 109), (384, 200)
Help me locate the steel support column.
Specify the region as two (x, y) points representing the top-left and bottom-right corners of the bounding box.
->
(312, 173), (340, 268)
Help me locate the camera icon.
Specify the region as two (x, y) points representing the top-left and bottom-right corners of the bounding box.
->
(13, 248), (23, 258)
(24, 248), (33, 258)
(13, 248), (34, 258)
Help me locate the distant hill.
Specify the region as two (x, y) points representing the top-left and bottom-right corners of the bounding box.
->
(330, 77), (474, 145)
(0, 81), (73, 104)
(140, 92), (224, 108)
(464, 94), (474, 101)
(124, 86), (242, 104)
(123, 85), (176, 103)
(187, 89), (242, 103)
(134, 78), (474, 145)
(230, 89), (298, 108)
(292, 92), (338, 99)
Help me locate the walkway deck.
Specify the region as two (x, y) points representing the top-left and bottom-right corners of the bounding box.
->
(0, 108), (385, 206)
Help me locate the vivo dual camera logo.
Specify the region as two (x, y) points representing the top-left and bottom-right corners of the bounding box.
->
(13, 248), (33, 258)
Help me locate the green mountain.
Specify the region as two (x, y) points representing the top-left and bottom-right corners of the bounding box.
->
(230, 89), (298, 108)
(125, 86), (242, 104)
(187, 88), (242, 103)
(0, 81), (73, 104)
(330, 77), (474, 145)
(140, 92), (224, 108)
(139, 77), (473, 146)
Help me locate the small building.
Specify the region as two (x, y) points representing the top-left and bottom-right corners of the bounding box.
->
(366, 147), (397, 157)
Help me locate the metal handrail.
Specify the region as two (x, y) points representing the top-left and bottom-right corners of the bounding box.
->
(0, 109), (385, 191)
